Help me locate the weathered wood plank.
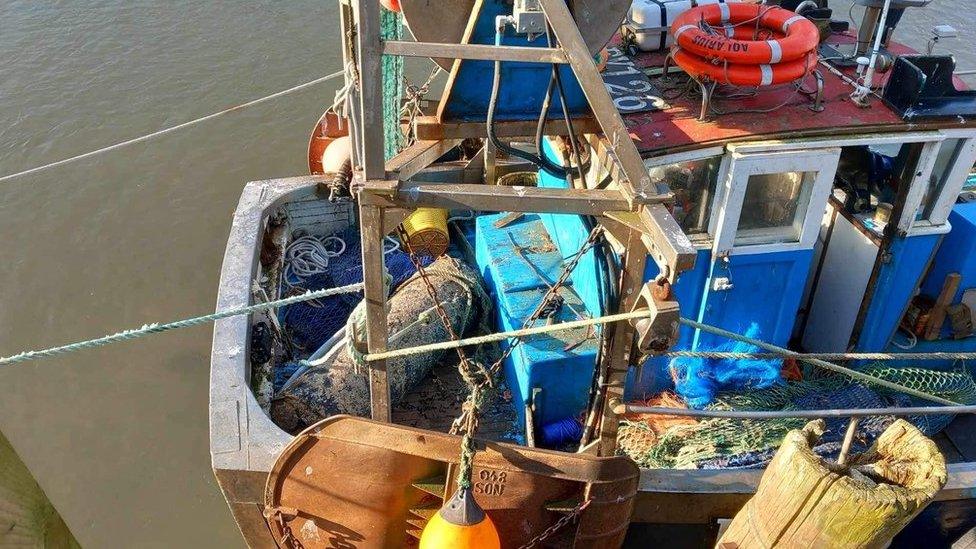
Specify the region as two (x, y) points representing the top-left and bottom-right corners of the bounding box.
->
(0, 431), (79, 548)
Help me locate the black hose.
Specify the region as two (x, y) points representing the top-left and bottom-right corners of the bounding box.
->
(549, 53), (588, 184)
(488, 59), (569, 177)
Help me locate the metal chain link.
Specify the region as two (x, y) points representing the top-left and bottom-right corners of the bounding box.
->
(271, 509), (306, 549)
(396, 222), (603, 511)
(489, 226), (604, 375)
(518, 498), (592, 549)
(395, 227), (490, 390)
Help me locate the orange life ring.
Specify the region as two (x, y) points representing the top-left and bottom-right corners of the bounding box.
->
(671, 4), (819, 64)
(672, 47), (818, 86)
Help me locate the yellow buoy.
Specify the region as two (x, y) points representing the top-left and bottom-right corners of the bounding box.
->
(402, 207), (450, 257)
(419, 487), (501, 549)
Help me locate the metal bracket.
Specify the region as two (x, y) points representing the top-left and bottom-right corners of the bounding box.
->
(630, 279), (681, 354)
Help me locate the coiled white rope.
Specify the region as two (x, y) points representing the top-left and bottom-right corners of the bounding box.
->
(0, 70), (346, 183)
(283, 235), (347, 284)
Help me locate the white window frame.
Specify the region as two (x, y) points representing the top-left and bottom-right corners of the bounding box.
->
(907, 128), (976, 233)
(644, 146), (725, 240)
(711, 148), (840, 256)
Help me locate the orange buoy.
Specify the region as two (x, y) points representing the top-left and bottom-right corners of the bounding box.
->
(380, 0), (401, 12)
(419, 488), (501, 549)
(672, 47), (818, 86)
(672, 4), (819, 65)
(307, 110), (348, 175)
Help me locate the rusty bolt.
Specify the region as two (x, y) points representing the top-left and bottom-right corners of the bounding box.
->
(651, 278), (673, 301)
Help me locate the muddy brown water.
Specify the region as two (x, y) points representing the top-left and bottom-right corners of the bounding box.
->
(0, 1), (973, 546)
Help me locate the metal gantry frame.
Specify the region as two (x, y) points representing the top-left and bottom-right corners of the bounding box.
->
(339, 0), (696, 456)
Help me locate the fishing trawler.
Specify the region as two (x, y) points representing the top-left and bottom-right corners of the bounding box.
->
(210, 0), (976, 546)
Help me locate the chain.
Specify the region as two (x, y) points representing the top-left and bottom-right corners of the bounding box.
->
(394, 223), (602, 535)
(270, 509), (306, 549)
(489, 226), (604, 375)
(394, 224), (602, 488)
(518, 499), (592, 549)
(399, 65), (441, 148)
(395, 227), (490, 390)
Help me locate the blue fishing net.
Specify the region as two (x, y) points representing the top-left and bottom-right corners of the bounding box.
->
(280, 272), (355, 357)
(328, 227), (432, 305)
(671, 323), (783, 408)
(279, 227), (433, 359)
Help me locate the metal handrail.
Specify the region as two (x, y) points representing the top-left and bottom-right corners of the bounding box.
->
(614, 403), (976, 419)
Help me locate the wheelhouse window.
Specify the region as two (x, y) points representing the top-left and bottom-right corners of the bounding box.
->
(735, 170), (816, 245)
(647, 155), (721, 236)
(919, 138), (968, 222)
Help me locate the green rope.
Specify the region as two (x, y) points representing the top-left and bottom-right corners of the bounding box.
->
(456, 386), (486, 489)
(0, 283), (364, 367)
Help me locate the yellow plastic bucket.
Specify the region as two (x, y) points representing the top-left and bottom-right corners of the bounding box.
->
(401, 207), (450, 257)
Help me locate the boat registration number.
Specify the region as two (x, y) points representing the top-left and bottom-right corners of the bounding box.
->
(601, 47), (664, 114)
(473, 469), (508, 496)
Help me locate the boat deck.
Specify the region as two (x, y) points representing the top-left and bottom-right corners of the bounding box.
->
(393, 360), (521, 443)
(623, 34), (969, 157)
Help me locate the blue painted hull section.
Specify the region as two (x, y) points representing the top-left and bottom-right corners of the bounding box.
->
(879, 203), (976, 369)
(630, 248), (814, 397)
(856, 233), (942, 352)
(440, 0), (587, 122)
(698, 250), (813, 349)
(920, 203), (976, 336)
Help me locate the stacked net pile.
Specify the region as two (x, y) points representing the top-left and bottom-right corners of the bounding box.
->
(271, 256), (491, 433)
(278, 227), (432, 360)
(620, 365), (976, 469)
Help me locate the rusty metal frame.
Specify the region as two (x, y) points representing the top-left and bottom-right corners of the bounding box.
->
(346, 0), (695, 451)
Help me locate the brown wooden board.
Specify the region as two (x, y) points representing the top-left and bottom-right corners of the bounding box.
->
(265, 416), (640, 548)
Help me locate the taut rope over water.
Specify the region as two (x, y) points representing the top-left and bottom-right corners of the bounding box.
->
(0, 282), (363, 367)
(0, 70), (346, 183)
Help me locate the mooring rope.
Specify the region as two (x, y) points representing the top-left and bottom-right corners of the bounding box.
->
(0, 274), (963, 408)
(615, 403), (976, 420)
(0, 70), (346, 183)
(0, 282), (363, 367)
(361, 309), (651, 362)
(663, 350), (976, 361)
(362, 311), (955, 405)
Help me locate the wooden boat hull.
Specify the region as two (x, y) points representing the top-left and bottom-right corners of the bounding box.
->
(211, 177), (976, 547)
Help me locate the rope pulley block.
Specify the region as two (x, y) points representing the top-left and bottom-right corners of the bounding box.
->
(670, 3), (820, 86)
(631, 278), (680, 354)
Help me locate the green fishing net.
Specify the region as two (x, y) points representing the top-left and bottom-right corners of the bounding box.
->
(621, 365), (976, 470)
(381, 9), (404, 160)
